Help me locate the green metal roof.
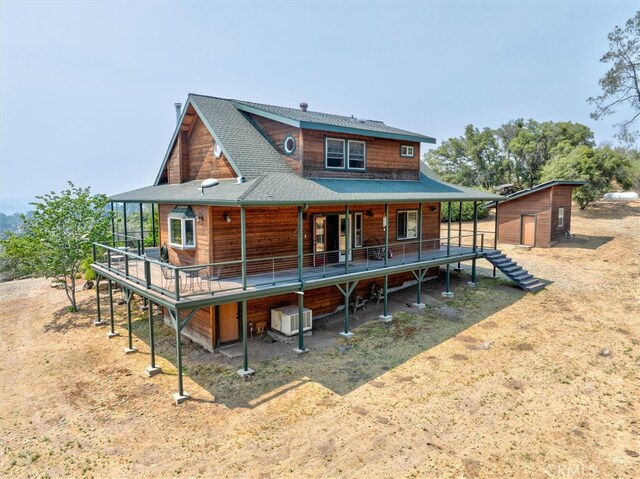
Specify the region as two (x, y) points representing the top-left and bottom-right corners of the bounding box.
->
(233, 99), (436, 144)
(484, 180), (586, 207)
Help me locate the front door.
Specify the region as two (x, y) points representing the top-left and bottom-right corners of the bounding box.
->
(218, 303), (239, 344)
(521, 215), (536, 246)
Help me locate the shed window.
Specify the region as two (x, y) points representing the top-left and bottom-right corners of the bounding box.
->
(326, 139), (345, 168)
(168, 206), (196, 249)
(558, 208), (564, 227)
(397, 210), (418, 240)
(400, 145), (415, 157)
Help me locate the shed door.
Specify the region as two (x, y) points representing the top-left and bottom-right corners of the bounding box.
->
(520, 215), (536, 246)
(219, 303), (239, 343)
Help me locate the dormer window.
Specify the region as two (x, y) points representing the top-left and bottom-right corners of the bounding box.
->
(325, 138), (366, 171)
(400, 145), (415, 157)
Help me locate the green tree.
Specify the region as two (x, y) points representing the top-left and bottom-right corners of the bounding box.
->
(540, 145), (632, 209)
(588, 11), (640, 143)
(0, 183), (111, 311)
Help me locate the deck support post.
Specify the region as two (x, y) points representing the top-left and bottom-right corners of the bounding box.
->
(344, 204), (350, 275)
(107, 280), (119, 338)
(379, 204), (392, 322)
(170, 309), (192, 404)
(468, 201), (478, 287)
(295, 206), (308, 354)
(411, 269), (427, 308)
(93, 276), (106, 326)
(139, 203), (145, 255)
(110, 202), (115, 239)
(337, 281), (357, 337)
(456, 201), (463, 270)
(151, 203), (157, 247)
(418, 203), (423, 262)
(442, 202), (454, 298)
(493, 202), (499, 277)
(123, 203), (129, 276)
(145, 302), (162, 377)
(123, 288), (137, 353)
(238, 300), (254, 377)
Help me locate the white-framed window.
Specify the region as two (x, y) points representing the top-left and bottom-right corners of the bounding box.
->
(348, 141), (366, 170)
(354, 212), (363, 247)
(284, 136), (296, 155)
(558, 207), (564, 227)
(168, 206), (196, 249)
(397, 210), (418, 240)
(400, 145), (415, 157)
(326, 138), (367, 170)
(325, 138), (345, 168)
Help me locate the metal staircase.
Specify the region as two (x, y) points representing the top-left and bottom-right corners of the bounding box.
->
(483, 250), (545, 293)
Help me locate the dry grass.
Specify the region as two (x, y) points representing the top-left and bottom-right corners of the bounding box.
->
(0, 201), (638, 478)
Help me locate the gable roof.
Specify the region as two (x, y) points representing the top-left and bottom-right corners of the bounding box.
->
(484, 180), (586, 208)
(154, 95), (292, 185)
(233, 99), (436, 144)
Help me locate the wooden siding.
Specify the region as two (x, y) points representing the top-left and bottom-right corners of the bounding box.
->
(301, 129), (420, 180)
(158, 204), (212, 266)
(550, 185), (574, 243)
(209, 203), (441, 266)
(497, 189), (552, 247)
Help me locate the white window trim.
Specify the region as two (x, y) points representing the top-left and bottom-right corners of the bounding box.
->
(558, 207), (565, 227)
(353, 212), (363, 247)
(400, 145), (415, 157)
(325, 138), (345, 169)
(168, 217), (197, 249)
(397, 210), (418, 240)
(347, 140), (367, 170)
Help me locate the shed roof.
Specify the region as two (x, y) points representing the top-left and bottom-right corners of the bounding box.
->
(484, 180), (586, 208)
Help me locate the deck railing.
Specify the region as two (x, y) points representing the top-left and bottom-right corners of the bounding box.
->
(92, 233), (486, 301)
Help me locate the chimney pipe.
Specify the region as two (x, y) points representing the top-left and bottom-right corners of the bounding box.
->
(299, 102), (308, 112)
(174, 103), (182, 123)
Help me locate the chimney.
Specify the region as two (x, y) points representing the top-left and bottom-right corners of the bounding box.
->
(174, 103), (182, 123)
(299, 102), (308, 112)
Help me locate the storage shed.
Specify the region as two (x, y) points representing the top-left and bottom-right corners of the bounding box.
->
(486, 180), (585, 248)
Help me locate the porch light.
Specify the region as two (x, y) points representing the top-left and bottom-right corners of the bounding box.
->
(196, 212), (204, 223)
(431, 206), (437, 213)
(366, 210), (374, 217)
(223, 212), (231, 223)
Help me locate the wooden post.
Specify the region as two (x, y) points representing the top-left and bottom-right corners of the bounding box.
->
(344, 204), (350, 275)
(145, 302), (162, 377)
(418, 203), (423, 262)
(442, 202), (454, 298)
(107, 280), (118, 338)
(123, 288), (137, 353)
(379, 204), (392, 321)
(493, 203), (499, 277)
(469, 201), (478, 286)
(295, 206), (307, 353)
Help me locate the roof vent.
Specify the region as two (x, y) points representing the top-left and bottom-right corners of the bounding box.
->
(200, 178), (219, 196)
(174, 103), (182, 123)
(236, 176), (245, 184)
(299, 102), (308, 112)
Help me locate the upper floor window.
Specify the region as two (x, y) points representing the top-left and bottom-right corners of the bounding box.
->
(397, 210), (418, 240)
(400, 145), (415, 157)
(558, 207), (564, 227)
(326, 138), (367, 170)
(168, 206), (196, 249)
(326, 138), (345, 168)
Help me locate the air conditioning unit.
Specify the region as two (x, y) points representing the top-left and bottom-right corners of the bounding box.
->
(271, 305), (312, 336)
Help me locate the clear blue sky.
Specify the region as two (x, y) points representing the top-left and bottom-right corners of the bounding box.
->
(1, 1), (637, 213)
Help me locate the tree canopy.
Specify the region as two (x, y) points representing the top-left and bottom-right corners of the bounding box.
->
(0, 183), (111, 311)
(588, 11), (640, 144)
(425, 120), (595, 189)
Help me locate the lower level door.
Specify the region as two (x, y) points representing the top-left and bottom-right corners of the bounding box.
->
(521, 215), (536, 246)
(218, 303), (239, 343)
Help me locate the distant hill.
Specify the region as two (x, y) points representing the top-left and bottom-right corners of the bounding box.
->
(0, 212), (26, 236)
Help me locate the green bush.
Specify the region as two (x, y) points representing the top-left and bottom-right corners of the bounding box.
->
(440, 202), (489, 222)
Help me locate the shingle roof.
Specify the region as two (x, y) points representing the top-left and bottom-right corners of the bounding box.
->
(189, 95), (292, 179)
(112, 169), (502, 206)
(484, 180), (586, 208)
(233, 99), (436, 144)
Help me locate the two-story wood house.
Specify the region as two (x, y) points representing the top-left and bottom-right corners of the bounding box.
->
(92, 94), (505, 402)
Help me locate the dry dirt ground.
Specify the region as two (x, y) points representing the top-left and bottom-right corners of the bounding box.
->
(1, 201), (638, 479)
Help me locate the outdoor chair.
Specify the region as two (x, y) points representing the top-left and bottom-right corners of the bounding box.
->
(369, 283), (384, 305)
(161, 265), (180, 289)
(202, 265), (223, 293)
(350, 294), (367, 315)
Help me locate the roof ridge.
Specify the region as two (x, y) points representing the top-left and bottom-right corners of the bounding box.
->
(237, 175), (267, 202)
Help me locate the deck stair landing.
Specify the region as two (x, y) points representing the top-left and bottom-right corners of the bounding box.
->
(483, 250), (545, 293)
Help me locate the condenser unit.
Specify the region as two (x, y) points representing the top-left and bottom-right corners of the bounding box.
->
(270, 305), (312, 336)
